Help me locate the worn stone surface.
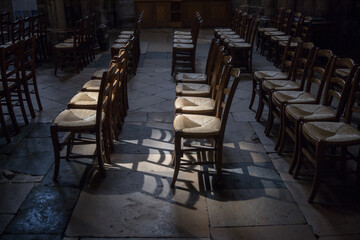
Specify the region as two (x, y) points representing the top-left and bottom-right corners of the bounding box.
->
(207, 188), (306, 227)
(5, 187), (79, 234)
(65, 170), (209, 238)
(0, 183), (34, 214)
(211, 225), (317, 240)
(0, 235), (62, 240)
(0, 215), (13, 235)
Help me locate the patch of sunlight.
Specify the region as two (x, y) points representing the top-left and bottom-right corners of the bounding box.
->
(239, 141), (265, 152)
(250, 152), (268, 162)
(122, 139), (139, 144)
(142, 174), (157, 193)
(223, 142), (236, 148)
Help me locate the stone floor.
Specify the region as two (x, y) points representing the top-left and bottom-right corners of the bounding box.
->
(1, 29), (360, 240)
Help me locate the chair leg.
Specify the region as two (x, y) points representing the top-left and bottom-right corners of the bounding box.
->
(171, 50), (176, 77)
(16, 84), (29, 125)
(53, 48), (58, 75)
(289, 121), (300, 174)
(96, 127), (107, 176)
(216, 138), (223, 178)
(248, 77), (256, 110)
(308, 146), (324, 203)
(294, 124), (305, 178)
(171, 134), (181, 187)
(0, 105), (11, 143)
(50, 125), (61, 180)
(4, 92), (20, 133)
(23, 81), (36, 118)
(32, 75), (43, 111)
(275, 105), (287, 153)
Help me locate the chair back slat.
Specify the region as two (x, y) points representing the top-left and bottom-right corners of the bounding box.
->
(0, 42), (20, 91)
(280, 37), (302, 79)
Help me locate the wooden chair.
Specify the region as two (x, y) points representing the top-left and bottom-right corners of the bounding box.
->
(268, 49), (335, 151)
(22, 17), (33, 40)
(50, 64), (116, 180)
(258, 41), (315, 125)
(175, 46), (225, 97)
(296, 67), (360, 202)
(250, 37), (303, 120)
(19, 36), (43, 118)
(219, 12), (249, 43)
(175, 38), (219, 85)
(214, 9), (242, 38)
(174, 54), (232, 116)
(284, 58), (357, 174)
(226, 18), (260, 72)
(9, 19), (24, 44)
(171, 66), (241, 187)
(0, 42), (29, 141)
(0, 12), (11, 44)
(171, 14), (202, 76)
(54, 19), (83, 74)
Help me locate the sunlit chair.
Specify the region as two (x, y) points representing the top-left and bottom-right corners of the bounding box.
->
(171, 67), (241, 187)
(296, 67), (360, 202)
(50, 64), (116, 180)
(283, 58), (357, 174)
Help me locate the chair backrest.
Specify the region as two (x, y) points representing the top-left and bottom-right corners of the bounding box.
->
(214, 55), (233, 113)
(10, 19), (24, 43)
(248, 18), (260, 47)
(240, 14), (252, 39)
(0, 12), (11, 44)
(218, 68), (241, 138)
(280, 37), (302, 77)
(274, 7), (285, 29)
(0, 42), (20, 92)
(304, 49), (335, 102)
(299, 16), (312, 41)
(38, 13), (47, 37)
(322, 58), (357, 120)
(280, 9), (293, 33)
(290, 41), (315, 89)
(344, 67), (360, 124)
(204, 38), (220, 83)
(19, 36), (37, 80)
(230, 9), (240, 31)
(22, 17), (33, 39)
(191, 16), (203, 48)
(73, 19), (83, 47)
(289, 12), (304, 37)
(209, 46), (226, 98)
(237, 12), (247, 36)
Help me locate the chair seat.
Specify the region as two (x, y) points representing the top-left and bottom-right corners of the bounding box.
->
(264, 31), (285, 36)
(63, 37), (74, 43)
(174, 30), (191, 35)
(258, 27), (278, 32)
(68, 92), (99, 108)
(92, 69), (106, 79)
(175, 96), (215, 114)
(114, 38), (128, 43)
(120, 30), (134, 35)
(262, 80), (300, 91)
(176, 73), (207, 83)
(176, 83), (211, 96)
(174, 38), (193, 44)
(174, 35), (192, 40)
(219, 31), (236, 36)
(228, 42), (251, 48)
(279, 41), (298, 47)
(53, 109), (104, 128)
(173, 114), (221, 136)
(82, 80), (101, 91)
(173, 43), (194, 49)
(273, 90), (316, 105)
(271, 35), (290, 41)
(335, 68), (351, 78)
(254, 71), (288, 81)
(286, 104), (336, 121)
(55, 42), (77, 49)
(117, 34), (131, 39)
(224, 38), (245, 44)
(215, 28), (232, 32)
(303, 121), (360, 143)
(112, 43), (126, 49)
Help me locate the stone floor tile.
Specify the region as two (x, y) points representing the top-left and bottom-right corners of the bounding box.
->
(80, 238), (209, 240)
(319, 235), (360, 240)
(0, 183), (34, 213)
(65, 170), (209, 238)
(147, 112), (174, 123)
(0, 169), (43, 183)
(206, 188), (305, 227)
(5, 186), (79, 234)
(0, 215), (13, 235)
(211, 225), (316, 240)
(125, 112), (148, 122)
(204, 162), (285, 190)
(0, 234), (62, 240)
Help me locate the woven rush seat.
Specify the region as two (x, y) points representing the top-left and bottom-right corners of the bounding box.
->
(53, 109), (104, 128)
(215, 28), (232, 33)
(224, 38), (245, 44)
(174, 34), (192, 40)
(254, 71), (289, 81)
(335, 68), (351, 77)
(112, 43), (127, 50)
(173, 114), (221, 136)
(258, 27), (278, 32)
(176, 83), (211, 96)
(262, 80), (300, 91)
(279, 40), (298, 47)
(63, 38), (74, 43)
(228, 42), (251, 48)
(82, 80), (101, 91)
(54, 42), (78, 48)
(286, 104), (336, 121)
(120, 30), (134, 35)
(68, 92), (99, 108)
(174, 30), (191, 35)
(175, 96), (215, 114)
(173, 43), (194, 49)
(264, 31), (285, 36)
(174, 38), (193, 44)
(114, 38), (128, 43)
(302, 122), (360, 143)
(271, 35), (290, 41)
(91, 69), (106, 79)
(117, 34), (131, 39)
(273, 90), (316, 104)
(176, 73), (207, 83)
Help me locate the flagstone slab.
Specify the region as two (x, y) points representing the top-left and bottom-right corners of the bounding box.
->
(0, 183), (34, 214)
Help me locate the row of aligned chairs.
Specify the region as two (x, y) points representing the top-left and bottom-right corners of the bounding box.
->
(111, 10), (144, 75)
(214, 11), (260, 72)
(53, 13), (97, 74)
(50, 43), (132, 179)
(0, 37), (42, 143)
(171, 12), (203, 76)
(250, 33), (360, 202)
(170, 37), (242, 187)
(0, 12), (48, 60)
